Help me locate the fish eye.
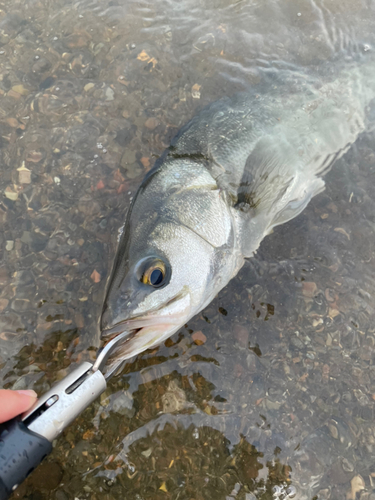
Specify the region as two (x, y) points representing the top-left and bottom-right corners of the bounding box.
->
(141, 259), (167, 288)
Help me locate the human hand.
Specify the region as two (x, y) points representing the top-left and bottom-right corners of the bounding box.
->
(0, 389), (38, 424)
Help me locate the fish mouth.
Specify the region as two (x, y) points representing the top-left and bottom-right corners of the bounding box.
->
(100, 293), (191, 368)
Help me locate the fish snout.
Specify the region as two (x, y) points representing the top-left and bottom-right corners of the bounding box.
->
(100, 301), (113, 332)
(100, 289), (131, 334)
(100, 287), (131, 331)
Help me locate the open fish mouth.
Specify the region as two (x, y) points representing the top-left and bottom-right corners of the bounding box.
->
(100, 293), (191, 367)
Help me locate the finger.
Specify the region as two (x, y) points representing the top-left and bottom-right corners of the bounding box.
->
(0, 389), (38, 424)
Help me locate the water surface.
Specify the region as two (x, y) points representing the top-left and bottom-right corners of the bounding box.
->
(1, 0), (375, 499)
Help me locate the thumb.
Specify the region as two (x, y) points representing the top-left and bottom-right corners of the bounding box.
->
(0, 389), (38, 424)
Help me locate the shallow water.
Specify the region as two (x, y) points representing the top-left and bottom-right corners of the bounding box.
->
(1, 0), (375, 499)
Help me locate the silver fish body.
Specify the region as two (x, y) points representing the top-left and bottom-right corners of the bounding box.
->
(101, 57), (375, 366)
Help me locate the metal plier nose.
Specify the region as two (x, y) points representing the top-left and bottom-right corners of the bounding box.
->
(23, 330), (129, 440)
(0, 332), (129, 500)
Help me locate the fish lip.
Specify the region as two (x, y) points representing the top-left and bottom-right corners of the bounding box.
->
(100, 292), (188, 339)
(100, 321), (134, 339)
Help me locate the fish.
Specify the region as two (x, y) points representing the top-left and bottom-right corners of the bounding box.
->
(100, 53), (375, 368)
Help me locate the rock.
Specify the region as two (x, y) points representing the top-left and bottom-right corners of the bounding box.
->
(192, 331), (207, 345)
(17, 163), (31, 184)
(32, 57), (52, 75)
(26, 151), (43, 163)
(0, 299), (9, 311)
(11, 299), (31, 312)
(11, 84), (29, 95)
(334, 227), (350, 240)
(90, 269), (101, 283)
(192, 83), (201, 98)
(4, 187), (18, 200)
(105, 87), (114, 101)
(140, 157), (150, 168)
(162, 380), (187, 413)
(302, 281), (317, 298)
(6, 117), (19, 127)
(349, 475), (365, 500)
(144, 117), (159, 130)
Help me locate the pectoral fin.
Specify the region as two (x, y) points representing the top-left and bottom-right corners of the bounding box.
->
(230, 135), (326, 258)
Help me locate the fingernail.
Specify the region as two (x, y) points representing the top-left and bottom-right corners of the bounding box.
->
(15, 390), (38, 398)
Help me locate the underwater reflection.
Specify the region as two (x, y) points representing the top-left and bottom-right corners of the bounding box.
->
(99, 420), (294, 500)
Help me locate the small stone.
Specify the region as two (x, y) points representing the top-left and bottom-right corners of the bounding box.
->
(141, 448), (152, 458)
(144, 117), (159, 130)
(117, 75), (130, 86)
(90, 269), (101, 283)
(121, 149), (136, 167)
(0, 299), (9, 311)
(140, 157), (150, 168)
(5, 241), (14, 251)
(64, 31), (91, 49)
(4, 187), (18, 200)
(159, 482), (167, 492)
(11, 84), (29, 96)
(136, 50), (157, 67)
(192, 331), (207, 345)
(82, 429), (95, 440)
(322, 364), (330, 381)
(6, 117), (19, 127)
(302, 281), (317, 298)
(328, 423), (339, 439)
(325, 288), (336, 302)
(84, 82), (95, 92)
(7, 90), (22, 99)
(265, 398), (281, 410)
(26, 151), (43, 163)
(342, 458), (354, 473)
(328, 202), (338, 213)
(350, 475), (365, 500)
(17, 163), (31, 184)
(192, 83), (201, 99)
(20, 231), (32, 244)
(105, 87), (115, 101)
(334, 227), (350, 240)
(56, 341), (64, 352)
(137, 49), (150, 62)
(312, 318), (323, 327)
(328, 307), (340, 319)
(11, 299), (31, 312)
(122, 160), (142, 179)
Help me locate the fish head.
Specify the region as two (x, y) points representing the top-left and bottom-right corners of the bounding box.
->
(100, 198), (221, 364)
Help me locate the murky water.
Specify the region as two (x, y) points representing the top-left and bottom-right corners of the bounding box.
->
(1, 0), (375, 499)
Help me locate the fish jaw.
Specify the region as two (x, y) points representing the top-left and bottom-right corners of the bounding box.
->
(101, 292), (192, 365)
